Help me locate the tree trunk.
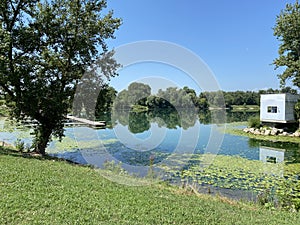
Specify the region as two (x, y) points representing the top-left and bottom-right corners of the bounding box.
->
(34, 126), (52, 155)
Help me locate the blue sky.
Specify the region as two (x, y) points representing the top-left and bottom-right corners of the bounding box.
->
(105, 0), (296, 93)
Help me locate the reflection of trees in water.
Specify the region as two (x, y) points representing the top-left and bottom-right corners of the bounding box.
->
(111, 109), (260, 133)
(210, 110), (226, 124)
(147, 109), (179, 129)
(198, 110), (211, 124)
(128, 112), (150, 134)
(106, 109), (261, 131)
(111, 108), (199, 133)
(148, 108), (198, 130)
(111, 109), (129, 126)
(226, 111), (259, 123)
(96, 112), (113, 127)
(178, 109), (198, 130)
(198, 110), (259, 124)
(198, 109), (227, 125)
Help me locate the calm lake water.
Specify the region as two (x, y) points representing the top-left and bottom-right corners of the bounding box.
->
(1, 110), (300, 201)
(49, 110), (299, 165)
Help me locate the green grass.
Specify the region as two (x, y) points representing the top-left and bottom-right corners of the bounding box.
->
(231, 105), (260, 112)
(227, 127), (300, 144)
(130, 105), (149, 112)
(1, 148), (300, 225)
(225, 122), (300, 143)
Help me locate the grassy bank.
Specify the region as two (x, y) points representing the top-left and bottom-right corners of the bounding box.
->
(1, 148), (300, 224)
(230, 105), (259, 112)
(227, 126), (300, 144)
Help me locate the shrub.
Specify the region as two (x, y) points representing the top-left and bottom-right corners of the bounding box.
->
(248, 116), (261, 128)
(14, 139), (25, 152)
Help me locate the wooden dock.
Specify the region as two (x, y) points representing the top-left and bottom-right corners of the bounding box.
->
(66, 115), (106, 128)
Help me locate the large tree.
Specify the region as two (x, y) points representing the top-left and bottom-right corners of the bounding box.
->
(273, 1), (300, 88)
(113, 82), (151, 109)
(0, 0), (121, 155)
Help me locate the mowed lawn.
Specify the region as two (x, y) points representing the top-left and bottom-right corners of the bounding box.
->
(1, 148), (300, 225)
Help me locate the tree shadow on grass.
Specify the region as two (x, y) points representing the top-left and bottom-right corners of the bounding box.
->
(0, 146), (85, 166)
(0, 146), (21, 157)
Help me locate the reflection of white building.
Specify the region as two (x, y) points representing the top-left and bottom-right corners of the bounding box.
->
(259, 146), (285, 177)
(260, 93), (299, 124)
(259, 146), (285, 163)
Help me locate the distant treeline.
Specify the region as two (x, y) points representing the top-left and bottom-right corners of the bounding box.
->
(94, 83), (298, 114)
(113, 83), (203, 111)
(204, 86), (298, 108)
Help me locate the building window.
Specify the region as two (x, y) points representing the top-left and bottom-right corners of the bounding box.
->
(267, 106), (278, 113)
(266, 156), (277, 164)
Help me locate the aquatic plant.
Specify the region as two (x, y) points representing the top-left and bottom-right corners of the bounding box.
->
(160, 153), (300, 211)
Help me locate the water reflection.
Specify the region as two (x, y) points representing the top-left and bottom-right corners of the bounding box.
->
(109, 108), (202, 169)
(259, 146), (285, 164)
(128, 112), (150, 134)
(226, 111), (258, 123)
(109, 109), (256, 133)
(111, 108), (199, 132)
(248, 138), (300, 164)
(259, 146), (285, 177)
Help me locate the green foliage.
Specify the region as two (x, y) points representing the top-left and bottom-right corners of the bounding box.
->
(257, 188), (278, 210)
(0, 99), (9, 116)
(95, 85), (117, 116)
(203, 89), (298, 109)
(248, 116), (261, 128)
(156, 87), (198, 109)
(14, 139), (25, 152)
(128, 82), (151, 106)
(0, 0), (121, 154)
(113, 82), (151, 109)
(112, 83), (297, 114)
(203, 90), (259, 108)
(294, 100), (300, 123)
(198, 93), (209, 110)
(113, 83), (207, 111)
(146, 95), (175, 110)
(273, 1), (300, 87)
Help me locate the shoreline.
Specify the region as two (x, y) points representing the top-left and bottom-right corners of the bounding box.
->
(226, 125), (300, 144)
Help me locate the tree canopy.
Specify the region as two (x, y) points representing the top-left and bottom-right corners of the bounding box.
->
(273, 0), (300, 88)
(0, 0), (121, 154)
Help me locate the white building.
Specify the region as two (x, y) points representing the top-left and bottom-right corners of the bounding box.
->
(260, 93), (300, 123)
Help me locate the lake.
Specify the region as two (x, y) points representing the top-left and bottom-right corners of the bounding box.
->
(1, 110), (300, 203)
